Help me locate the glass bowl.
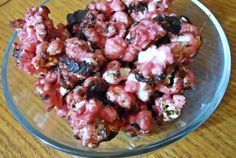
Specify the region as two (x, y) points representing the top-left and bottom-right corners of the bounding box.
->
(2, 0), (231, 157)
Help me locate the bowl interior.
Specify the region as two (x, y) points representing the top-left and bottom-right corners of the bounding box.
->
(2, 0), (230, 157)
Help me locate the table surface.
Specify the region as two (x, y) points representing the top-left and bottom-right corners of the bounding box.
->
(0, 0), (235, 158)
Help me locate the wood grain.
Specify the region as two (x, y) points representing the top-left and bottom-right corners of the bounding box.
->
(0, 0), (236, 158)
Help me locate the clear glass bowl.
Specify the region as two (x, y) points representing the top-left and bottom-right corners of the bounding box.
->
(2, 0), (231, 157)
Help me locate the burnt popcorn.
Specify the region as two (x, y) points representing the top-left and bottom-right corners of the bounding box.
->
(162, 16), (181, 34)
(12, 49), (21, 65)
(168, 67), (178, 87)
(87, 78), (108, 98)
(134, 72), (165, 83)
(153, 73), (166, 82)
(154, 14), (181, 34)
(155, 35), (171, 47)
(128, 2), (148, 14)
(153, 13), (167, 22)
(69, 61), (94, 75)
(135, 2), (148, 13)
(10, 0), (202, 149)
(134, 72), (152, 83)
(60, 56), (94, 75)
(67, 9), (88, 25)
(12, 49), (21, 58)
(66, 10), (90, 37)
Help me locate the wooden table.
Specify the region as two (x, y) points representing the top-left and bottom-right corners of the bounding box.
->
(0, 0), (235, 157)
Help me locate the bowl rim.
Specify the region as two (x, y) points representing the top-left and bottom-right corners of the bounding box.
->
(2, 0), (231, 157)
